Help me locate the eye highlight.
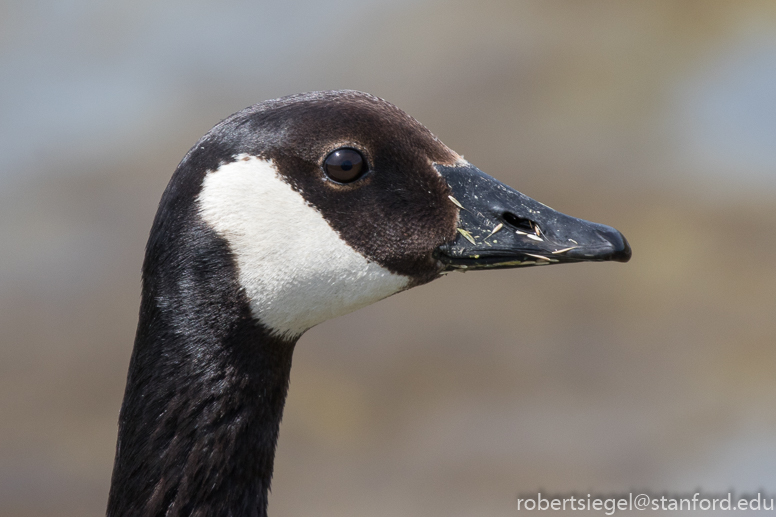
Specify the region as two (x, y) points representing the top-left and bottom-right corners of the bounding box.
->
(323, 148), (366, 183)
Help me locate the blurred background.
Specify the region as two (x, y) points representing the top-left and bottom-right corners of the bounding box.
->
(2, 0), (776, 515)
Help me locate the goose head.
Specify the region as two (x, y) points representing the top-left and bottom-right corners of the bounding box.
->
(191, 90), (629, 340)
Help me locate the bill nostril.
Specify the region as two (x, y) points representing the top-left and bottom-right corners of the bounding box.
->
(501, 212), (536, 234)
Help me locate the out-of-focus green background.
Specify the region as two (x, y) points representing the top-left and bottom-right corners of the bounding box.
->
(2, 1), (776, 515)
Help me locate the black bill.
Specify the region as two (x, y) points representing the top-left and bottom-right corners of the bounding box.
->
(434, 163), (631, 270)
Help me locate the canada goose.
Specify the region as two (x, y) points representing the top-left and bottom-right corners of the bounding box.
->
(107, 90), (630, 516)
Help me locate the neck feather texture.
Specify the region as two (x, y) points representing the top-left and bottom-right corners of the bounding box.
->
(107, 193), (296, 517)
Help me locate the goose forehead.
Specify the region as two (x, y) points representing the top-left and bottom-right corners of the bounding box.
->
(197, 155), (410, 339)
(225, 91), (461, 165)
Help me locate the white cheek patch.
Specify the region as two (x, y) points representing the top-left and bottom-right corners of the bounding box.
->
(197, 155), (409, 340)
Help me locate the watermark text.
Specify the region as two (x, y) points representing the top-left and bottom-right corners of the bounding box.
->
(516, 492), (774, 514)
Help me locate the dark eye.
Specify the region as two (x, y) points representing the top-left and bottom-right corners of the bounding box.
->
(323, 148), (366, 183)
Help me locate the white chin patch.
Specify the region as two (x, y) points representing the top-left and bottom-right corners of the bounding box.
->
(197, 155), (409, 340)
